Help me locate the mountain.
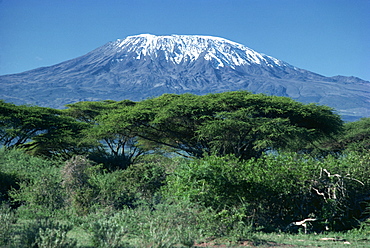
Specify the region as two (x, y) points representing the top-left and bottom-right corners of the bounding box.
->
(1, 34), (369, 121)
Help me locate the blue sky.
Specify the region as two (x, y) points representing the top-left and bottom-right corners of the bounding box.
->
(0, 0), (369, 80)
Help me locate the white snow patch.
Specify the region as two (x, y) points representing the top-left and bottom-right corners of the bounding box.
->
(113, 34), (292, 69)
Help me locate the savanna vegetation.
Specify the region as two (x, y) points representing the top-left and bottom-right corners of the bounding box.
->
(1, 91), (369, 247)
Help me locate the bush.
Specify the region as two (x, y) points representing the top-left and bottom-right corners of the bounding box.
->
(35, 227), (77, 248)
(0, 148), (65, 217)
(17, 218), (76, 248)
(62, 155), (96, 215)
(87, 217), (129, 248)
(163, 155), (252, 209)
(109, 201), (203, 248)
(0, 204), (17, 246)
(0, 148), (61, 181)
(90, 157), (168, 209)
(120, 160), (167, 201)
(0, 170), (18, 204)
(130, 202), (200, 248)
(88, 169), (131, 209)
(9, 169), (65, 218)
(163, 152), (370, 232)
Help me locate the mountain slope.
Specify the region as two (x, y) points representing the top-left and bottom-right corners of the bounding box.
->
(1, 34), (369, 121)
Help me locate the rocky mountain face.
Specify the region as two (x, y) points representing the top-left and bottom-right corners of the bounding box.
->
(1, 34), (369, 121)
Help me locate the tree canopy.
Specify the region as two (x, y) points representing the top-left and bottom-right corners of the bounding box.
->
(318, 117), (370, 153)
(1, 91), (344, 162)
(64, 99), (143, 169)
(0, 100), (92, 158)
(103, 91), (343, 159)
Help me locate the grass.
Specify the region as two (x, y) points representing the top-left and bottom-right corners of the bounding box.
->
(190, 232), (370, 247)
(3, 215), (370, 247)
(64, 222), (370, 248)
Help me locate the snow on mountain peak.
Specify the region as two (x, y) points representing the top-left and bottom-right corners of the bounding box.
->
(112, 34), (289, 69)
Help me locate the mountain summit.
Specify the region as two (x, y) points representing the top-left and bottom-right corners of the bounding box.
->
(1, 34), (369, 121)
(112, 34), (289, 69)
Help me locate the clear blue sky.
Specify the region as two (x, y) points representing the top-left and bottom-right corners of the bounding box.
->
(1, 0), (369, 80)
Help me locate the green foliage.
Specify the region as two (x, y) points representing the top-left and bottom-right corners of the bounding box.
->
(0, 100), (58, 147)
(0, 148), (59, 180)
(18, 218), (76, 248)
(2, 93), (370, 244)
(163, 152), (370, 231)
(344, 117), (370, 151)
(61, 154), (167, 213)
(118, 159), (167, 201)
(0, 204), (17, 246)
(87, 169), (134, 209)
(10, 170), (64, 218)
(64, 100), (146, 169)
(2, 142), (369, 237)
(163, 155), (251, 209)
(131, 204), (197, 248)
(0, 168), (18, 203)
(258, 152), (370, 231)
(322, 117), (370, 153)
(64, 99), (135, 123)
(82, 199), (256, 247)
(0, 101), (91, 158)
(35, 227), (78, 248)
(61, 156), (96, 215)
(0, 148), (64, 217)
(87, 217), (129, 248)
(106, 91), (343, 159)
(2, 91), (343, 164)
(25, 119), (93, 159)
(90, 155), (169, 209)
(89, 201), (204, 248)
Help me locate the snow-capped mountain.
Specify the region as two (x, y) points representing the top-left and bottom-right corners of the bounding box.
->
(1, 34), (369, 121)
(113, 34), (289, 68)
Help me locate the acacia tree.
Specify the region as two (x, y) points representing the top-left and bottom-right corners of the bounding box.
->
(340, 117), (370, 152)
(64, 100), (146, 169)
(0, 100), (54, 147)
(318, 117), (370, 154)
(0, 100), (92, 157)
(105, 91), (343, 159)
(197, 94), (344, 159)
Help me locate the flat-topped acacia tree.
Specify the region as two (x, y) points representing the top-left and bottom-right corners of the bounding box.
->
(103, 91), (343, 159)
(1, 91), (343, 161)
(0, 100), (90, 158)
(64, 99), (143, 168)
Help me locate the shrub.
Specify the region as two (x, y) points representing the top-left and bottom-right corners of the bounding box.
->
(0, 170), (18, 204)
(17, 218), (76, 248)
(0, 148), (61, 181)
(0, 204), (17, 246)
(120, 160), (167, 201)
(89, 157), (168, 209)
(0, 148), (65, 217)
(35, 227), (77, 248)
(163, 152), (370, 232)
(162, 155), (253, 209)
(9, 168), (65, 218)
(61, 155), (96, 215)
(80, 200), (210, 248)
(87, 217), (129, 248)
(111, 201), (204, 248)
(88, 169), (131, 209)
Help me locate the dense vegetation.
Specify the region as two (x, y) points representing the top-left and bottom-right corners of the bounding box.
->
(1, 92), (369, 247)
